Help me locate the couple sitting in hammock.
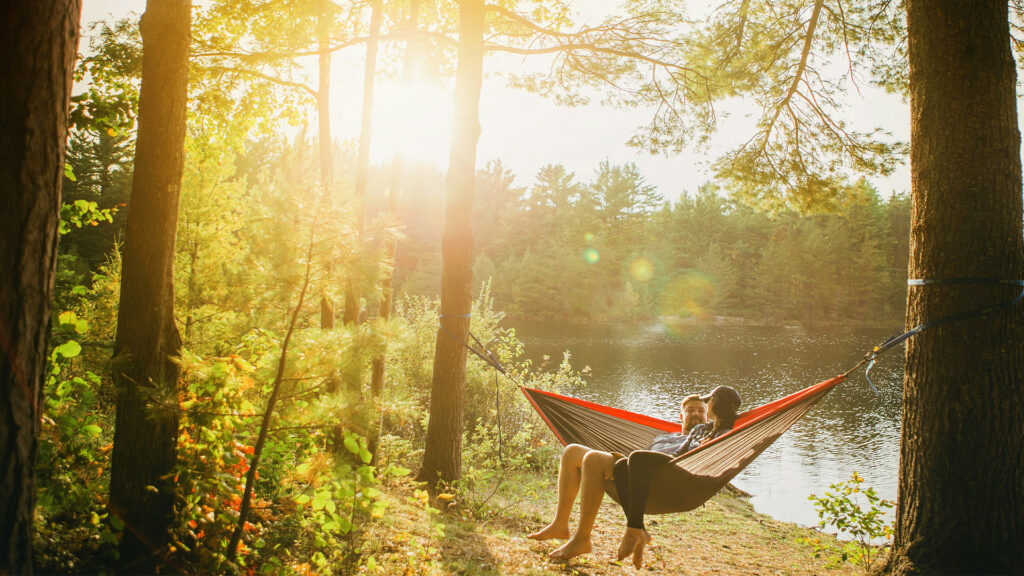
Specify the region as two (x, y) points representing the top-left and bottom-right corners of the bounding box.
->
(528, 385), (742, 568)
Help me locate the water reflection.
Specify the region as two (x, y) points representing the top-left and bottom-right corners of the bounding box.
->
(512, 322), (903, 536)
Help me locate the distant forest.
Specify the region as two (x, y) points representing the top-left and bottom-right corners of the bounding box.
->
(372, 161), (908, 326)
(65, 130), (909, 329)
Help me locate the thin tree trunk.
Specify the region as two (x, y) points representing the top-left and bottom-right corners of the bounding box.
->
(416, 0), (485, 488)
(109, 0), (191, 567)
(890, 2), (1024, 574)
(368, 0), (419, 463)
(343, 0), (383, 326)
(317, 0), (335, 331)
(227, 215), (317, 562)
(0, 3), (80, 573)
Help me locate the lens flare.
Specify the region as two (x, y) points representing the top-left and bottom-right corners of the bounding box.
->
(584, 232), (595, 242)
(656, 271), (717, 331)
(583, 248), (600, 263)
(629, 258), (654, 282)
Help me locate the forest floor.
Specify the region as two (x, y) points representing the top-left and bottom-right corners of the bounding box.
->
(359, 472), (878, 576)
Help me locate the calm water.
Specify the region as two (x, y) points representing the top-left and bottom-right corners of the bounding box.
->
(511, 322), (904, 534)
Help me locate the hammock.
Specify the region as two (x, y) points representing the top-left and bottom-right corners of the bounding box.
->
(521, 375), (844, 514)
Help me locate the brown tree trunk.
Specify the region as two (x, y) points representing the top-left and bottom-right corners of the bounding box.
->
(343, 0), (383, 327)
(109, 0), (190, 568)
(368, 154), (401, 462)
(416, 0), (485, 487)
(0, 4), (80, 574)
(891, 2), (1024, 574)
(318, 0), (335, 331)
(368, 0), (418, 463)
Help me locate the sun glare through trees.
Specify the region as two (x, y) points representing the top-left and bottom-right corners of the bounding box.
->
(2, 0), (1022, 575)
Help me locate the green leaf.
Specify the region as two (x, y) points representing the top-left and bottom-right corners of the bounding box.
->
(64, 162), (76, 181)
(343, 435), (360, 455)
(359, 448), (372, 464)
(58, 311), (77, 325)
(387, 465), (411, 477)
(83, 424), (102, 436)
(55, 340), (81, 358)
(71, 285), (87, 295)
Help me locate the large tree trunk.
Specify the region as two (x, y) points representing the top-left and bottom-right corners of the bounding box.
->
(343, 0), (383, 327)
(318, 0), (336, 331)
(416, 0), (485, 487)
(0, 4), (80, 573)
(109, 0), (191, 567)
(891, 2), (1024, 574)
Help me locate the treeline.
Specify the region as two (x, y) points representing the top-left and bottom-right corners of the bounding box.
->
(62, 132), (911, 332)
(369, 161), (910, 327)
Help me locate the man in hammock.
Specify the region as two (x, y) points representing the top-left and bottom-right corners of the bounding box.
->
(527, 393), (710, 556)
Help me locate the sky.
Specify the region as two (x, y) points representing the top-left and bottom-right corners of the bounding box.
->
(82, 0), (913, 201)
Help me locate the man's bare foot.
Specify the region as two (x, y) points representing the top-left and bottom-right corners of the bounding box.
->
(615, 527), (652, 569)
(548, 537), (592, 561)
(527, 524), (571, 541)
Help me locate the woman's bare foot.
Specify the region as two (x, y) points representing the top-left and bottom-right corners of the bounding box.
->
(548, 536), (593, 561)
(615, 527), (652, 569)
(527, 524), (571, 541)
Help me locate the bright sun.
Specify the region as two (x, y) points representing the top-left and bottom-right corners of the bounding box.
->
(369, 78), (453, 164)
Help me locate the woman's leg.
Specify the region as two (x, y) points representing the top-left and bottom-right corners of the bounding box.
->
(612, 457), (630, 519)
(549, 449), (618, 560)
(616, 450), (671, 568)
(528, 444), (590, 541)
(624, 450), (671, 529)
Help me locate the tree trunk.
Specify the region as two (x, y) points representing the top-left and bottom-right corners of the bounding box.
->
(343, 0), (383, 327)
(0, 4), (80, 574)
(318, 0), (335, 331)
(416, 0), (485, 487)
(109, 0), (190, 567)
(368, 0), (418, 463)
(891, 2), (1024, 574)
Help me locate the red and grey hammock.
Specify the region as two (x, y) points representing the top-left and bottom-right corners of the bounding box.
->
(520, 376), (845, 514)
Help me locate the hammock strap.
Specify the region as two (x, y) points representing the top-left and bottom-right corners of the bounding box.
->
(859, 278), (1024, 390)
(438, 313), (508, 375)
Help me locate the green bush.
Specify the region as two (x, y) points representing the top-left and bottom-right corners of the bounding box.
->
(802, 472), (894, 573)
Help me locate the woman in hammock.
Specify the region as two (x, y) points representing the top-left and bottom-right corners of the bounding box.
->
(530, 385), (741, 566)
(613, 385), (741, 568)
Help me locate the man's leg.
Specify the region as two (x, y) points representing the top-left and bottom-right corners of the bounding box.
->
(528, 444), (590, 540)
(549, 449), (617, 560)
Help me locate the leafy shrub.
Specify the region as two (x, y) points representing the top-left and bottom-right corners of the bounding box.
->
(801, 472), (894, 573)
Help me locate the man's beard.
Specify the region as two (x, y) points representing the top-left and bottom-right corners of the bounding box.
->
(683, 415), (705, 431)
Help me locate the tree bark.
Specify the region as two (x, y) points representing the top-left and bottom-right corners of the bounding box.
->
(318, 0), (336, 331)
(343, 0), (383, 327)
(891, 2), (1024, 574)
(0, 4), (80, 574)
(368, 0), (419, 463)
(416, 0), (485, 487)
(109, 0), (191, 567)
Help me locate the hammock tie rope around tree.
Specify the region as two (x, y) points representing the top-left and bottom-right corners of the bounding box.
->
(436, 277), (1024, 514)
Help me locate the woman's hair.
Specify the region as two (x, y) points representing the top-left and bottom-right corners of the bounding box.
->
(710, 400), (739, 435)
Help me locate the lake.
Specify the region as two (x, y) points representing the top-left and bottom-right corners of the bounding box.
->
(510, 321), (904, 536)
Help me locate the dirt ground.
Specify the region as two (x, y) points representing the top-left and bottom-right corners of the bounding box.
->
(359, 476), (874, 576)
